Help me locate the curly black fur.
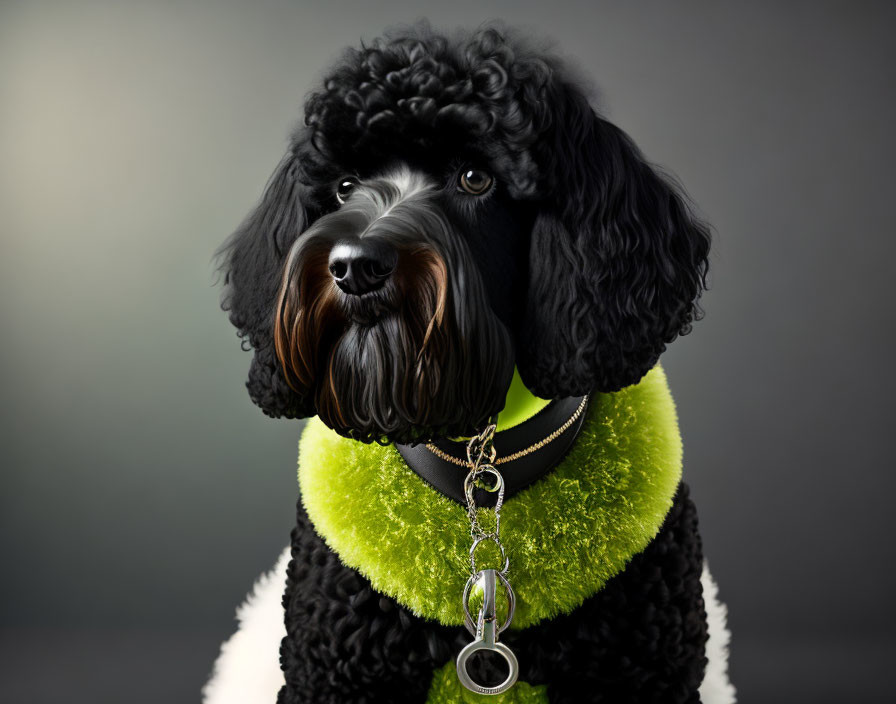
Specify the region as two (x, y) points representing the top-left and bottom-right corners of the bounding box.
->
(519, 99), (711, 397)
(279, 483), (706, 703)
(217, 21), (710, 434)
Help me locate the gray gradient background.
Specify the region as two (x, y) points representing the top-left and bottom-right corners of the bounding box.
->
(1, 1), (894, 702)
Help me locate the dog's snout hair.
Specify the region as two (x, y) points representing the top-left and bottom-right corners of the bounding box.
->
(273, 167), (514, 443)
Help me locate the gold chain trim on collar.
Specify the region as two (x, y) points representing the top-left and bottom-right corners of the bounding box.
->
(425, 395), (589, 468)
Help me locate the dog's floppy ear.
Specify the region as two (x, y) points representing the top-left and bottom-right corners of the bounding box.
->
(518, 86), (710, 397)
(217, 142), (321, 419)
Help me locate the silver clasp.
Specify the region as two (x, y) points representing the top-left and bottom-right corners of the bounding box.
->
(456, 569), (519, 695)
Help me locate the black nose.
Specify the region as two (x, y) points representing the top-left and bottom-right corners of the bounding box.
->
(328, 239), (398, 296)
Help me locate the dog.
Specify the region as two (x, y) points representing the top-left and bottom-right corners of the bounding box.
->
(204, 22), (734, 704)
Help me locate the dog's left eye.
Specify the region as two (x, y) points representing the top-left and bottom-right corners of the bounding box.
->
(336, 177), (359, 204)
(458, 169), (493, 196)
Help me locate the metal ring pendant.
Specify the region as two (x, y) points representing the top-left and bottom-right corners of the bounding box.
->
(456, 638), (519, 695)
(456, 569), (519, 695)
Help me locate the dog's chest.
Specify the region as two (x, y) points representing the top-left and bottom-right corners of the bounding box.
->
(296, 365), (683, 628)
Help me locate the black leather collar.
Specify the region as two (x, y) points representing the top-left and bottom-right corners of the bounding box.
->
(396, 395), (589, 507)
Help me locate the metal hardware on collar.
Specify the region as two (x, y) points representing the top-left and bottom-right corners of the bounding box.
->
(456, 569), (519, 695)
(395, 395), (590, 507)
(462, 568), (516, 636)
(397, 397), (589, 692)
(430, 395), (589, 467)
(456, 426), (519, 695)
(466, 424), (499, 467)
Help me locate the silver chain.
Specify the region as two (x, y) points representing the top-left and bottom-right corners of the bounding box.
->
(455, 423), (519, 695)
(462, 423), (508, 574)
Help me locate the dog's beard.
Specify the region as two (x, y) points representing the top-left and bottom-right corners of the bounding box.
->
(274, 234), (514, 444)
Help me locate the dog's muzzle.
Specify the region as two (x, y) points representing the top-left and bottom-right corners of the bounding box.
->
(272, 165), (515, 443)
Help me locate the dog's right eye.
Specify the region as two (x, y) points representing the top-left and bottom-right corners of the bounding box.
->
(336, 177), (359, 204)
(458, 169), (493, 196)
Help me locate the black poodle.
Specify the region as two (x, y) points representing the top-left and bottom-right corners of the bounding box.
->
(204, 22), (734, 704)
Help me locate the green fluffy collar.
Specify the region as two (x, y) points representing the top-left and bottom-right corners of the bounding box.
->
(298, 365), (682, 628)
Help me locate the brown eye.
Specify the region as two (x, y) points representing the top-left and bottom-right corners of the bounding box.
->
(336, 176), (359, 204)
(458, 169), (493, 195)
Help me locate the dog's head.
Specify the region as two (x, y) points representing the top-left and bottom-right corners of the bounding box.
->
(218, 23), (710, 444)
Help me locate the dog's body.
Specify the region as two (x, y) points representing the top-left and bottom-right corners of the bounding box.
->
(206, 22), (734, 703)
